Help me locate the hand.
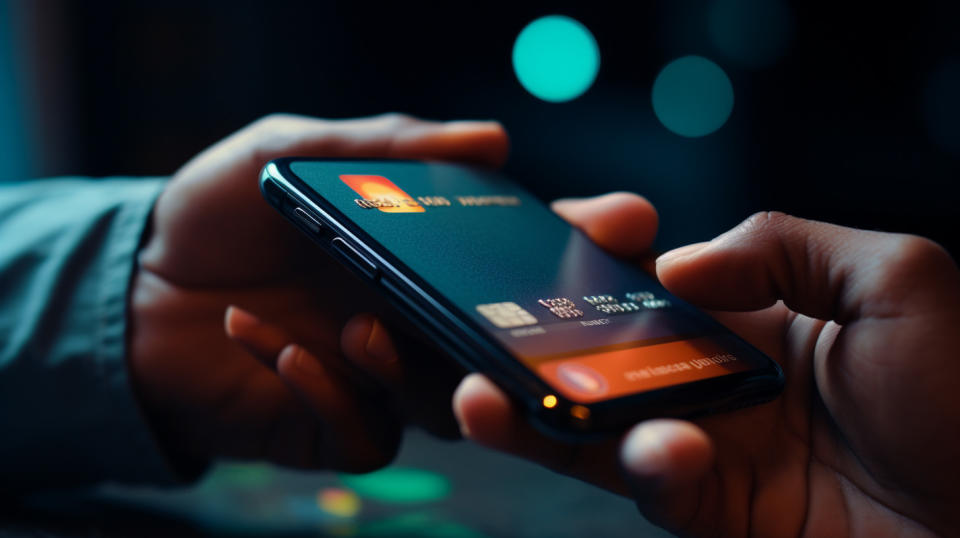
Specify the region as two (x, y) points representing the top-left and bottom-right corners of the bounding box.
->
(128, 113), (508, 473)
(354, 198), (960, 536)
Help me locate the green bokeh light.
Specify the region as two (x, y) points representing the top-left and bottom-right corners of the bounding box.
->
(339, 467), (451, 504)
(512, 15), (600, 102)
(652, 56), (734, 138)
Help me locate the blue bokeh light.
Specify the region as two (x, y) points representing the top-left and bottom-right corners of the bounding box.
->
(652, 56), (734, 138)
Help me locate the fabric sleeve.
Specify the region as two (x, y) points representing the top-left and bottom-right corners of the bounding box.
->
(0, 177), (187, 491)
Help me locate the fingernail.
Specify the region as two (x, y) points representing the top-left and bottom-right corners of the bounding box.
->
(289, 345), (325, 376)
(224, 305), (258, 338)
(621, 424), (669, 480)
(451, 375), (475, 439)
(656, 242), (709, 265)
(224, 305), (238, 337)
(365, 320), (398, 364)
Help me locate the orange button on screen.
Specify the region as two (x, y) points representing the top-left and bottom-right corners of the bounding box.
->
(538, 337), (751, 403)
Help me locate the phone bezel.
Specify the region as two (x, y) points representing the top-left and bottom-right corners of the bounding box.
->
(261, 157), (785, 440)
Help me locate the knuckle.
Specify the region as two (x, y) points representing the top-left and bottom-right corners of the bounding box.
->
(377, 112), (418, 127)
(738, 211), (793, 236)
(881, 235), (953, 279)
(604, 191), (645, 205)
(253, 113), (295, 131)
(250, 113), (319, 139)
(861, 234), (958, 313)
(246, 114), (313, 166)
(725, 212), (800, 253)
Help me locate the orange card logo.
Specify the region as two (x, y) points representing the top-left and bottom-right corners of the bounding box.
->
(340, 174), (425, 213)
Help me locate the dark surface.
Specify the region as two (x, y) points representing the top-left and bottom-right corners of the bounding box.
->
(0, 430), (671, 538)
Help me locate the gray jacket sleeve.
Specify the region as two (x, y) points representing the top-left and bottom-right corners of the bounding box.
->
(0, 177), (183, 491)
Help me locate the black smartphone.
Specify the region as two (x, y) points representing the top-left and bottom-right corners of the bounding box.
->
(260, 158), (784, 439)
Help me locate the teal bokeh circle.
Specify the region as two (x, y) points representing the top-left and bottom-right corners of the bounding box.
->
(652, 56), (735, 137)
(512, 15), (600, 102)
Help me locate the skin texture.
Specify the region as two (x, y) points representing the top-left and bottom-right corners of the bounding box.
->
(128, 113), (506, 473)
(343, 202), (960, 537)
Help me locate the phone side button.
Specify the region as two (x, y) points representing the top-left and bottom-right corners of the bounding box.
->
(294, 207), (322, 234)
(331, 237), (378, 279)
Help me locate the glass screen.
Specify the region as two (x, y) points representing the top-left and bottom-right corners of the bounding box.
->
(291, 161), (767, 404)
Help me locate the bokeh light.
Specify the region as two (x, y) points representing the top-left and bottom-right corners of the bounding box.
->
(708, 0), (794, 69)
(512, 15), (600, 102)
(317, 488), (361, 518)
(339, 467), (451, 504)
(652, 56), (734, 138)
(570, 405), (590, 420)
(923, 59), (960, 155)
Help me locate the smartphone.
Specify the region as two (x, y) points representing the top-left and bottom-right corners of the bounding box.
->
(260, 158), (784, 439)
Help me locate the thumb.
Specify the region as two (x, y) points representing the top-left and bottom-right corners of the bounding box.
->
(620, 419), (715, 530)
(655, 211), (959, 323)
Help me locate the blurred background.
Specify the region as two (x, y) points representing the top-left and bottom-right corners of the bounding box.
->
(1, 0), (958, 536)
(2, 0), (959, 252)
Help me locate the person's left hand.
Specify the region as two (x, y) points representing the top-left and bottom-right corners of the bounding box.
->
(128, 113), (508, 474)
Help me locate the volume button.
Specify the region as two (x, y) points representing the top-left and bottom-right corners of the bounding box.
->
(294, 207), (322, 234)
(331, 237), (378, 279)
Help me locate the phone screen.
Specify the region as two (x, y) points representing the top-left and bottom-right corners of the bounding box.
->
(289, 161), (773, 405)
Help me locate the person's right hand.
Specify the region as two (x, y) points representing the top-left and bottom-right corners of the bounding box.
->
(441, 208), (960, 537)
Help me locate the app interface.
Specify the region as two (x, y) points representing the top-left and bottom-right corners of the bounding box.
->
(292, 161), (765, 403)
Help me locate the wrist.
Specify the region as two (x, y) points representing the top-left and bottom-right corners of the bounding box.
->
(126, 265), (210, 479)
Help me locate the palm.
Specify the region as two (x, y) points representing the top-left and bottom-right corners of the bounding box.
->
(131, 145), (391, 468)
(648, 298), (955, 537)
(131, 271), (369, 466)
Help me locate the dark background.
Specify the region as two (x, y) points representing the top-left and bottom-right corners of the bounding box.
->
(3, 0), (959, 254)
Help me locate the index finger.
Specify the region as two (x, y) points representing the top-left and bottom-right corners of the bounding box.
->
(182, 113), (509, 184)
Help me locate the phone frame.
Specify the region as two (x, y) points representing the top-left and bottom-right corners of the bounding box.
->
(260, 157), (784, 440)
